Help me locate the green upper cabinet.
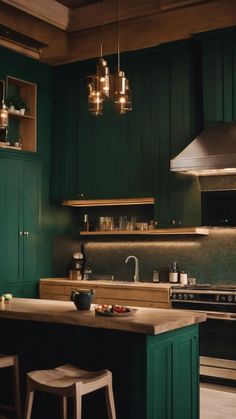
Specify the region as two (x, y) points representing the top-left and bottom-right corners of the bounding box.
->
(52, 54), (157, 201)
(52, 41), (201, 227)
(200, 28), (236, 123)
(156, 44), (201, 228)
(0, 153), (41, 296)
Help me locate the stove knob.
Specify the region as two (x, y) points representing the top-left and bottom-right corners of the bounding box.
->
(189, 293), (195, 300)
(183, 293), (188, 300)
(227, 294), (233, 303)
(215, 294), (220, 302)
(220, 295), (226, 303)
(178, 293), (183, 300)
(172, 293), (178, 300)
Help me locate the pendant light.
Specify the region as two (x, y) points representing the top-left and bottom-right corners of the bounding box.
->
(0, 80), (9, 129)
(87, 0), (132, 116)
(113, 0), (132, 115)
(87, 0), (110, 116)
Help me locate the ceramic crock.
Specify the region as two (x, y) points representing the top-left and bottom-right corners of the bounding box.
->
(71, 288), (95, 310)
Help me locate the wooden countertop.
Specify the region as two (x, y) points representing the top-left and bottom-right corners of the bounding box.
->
(40, 278), (180, 290)
(0, 298), (206, 335)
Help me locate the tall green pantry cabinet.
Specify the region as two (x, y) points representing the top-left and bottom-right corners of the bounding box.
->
(0, 152), (40, 297)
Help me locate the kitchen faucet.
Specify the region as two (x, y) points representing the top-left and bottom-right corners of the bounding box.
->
(125, 255), (139, 283)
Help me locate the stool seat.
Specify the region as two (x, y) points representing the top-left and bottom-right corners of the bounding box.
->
(0, 354), (21, 419)
(24, 364), (116, 419)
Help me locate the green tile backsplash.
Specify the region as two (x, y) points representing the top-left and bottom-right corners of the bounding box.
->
(54, 228), (236, 285)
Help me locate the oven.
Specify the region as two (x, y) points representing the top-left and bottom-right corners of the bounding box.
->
(171, 285), (236, 385)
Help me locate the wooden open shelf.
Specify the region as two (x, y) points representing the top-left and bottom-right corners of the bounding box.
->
(62, 197), (155, 207)
(80, 227), (210, 236)
(6, 76), (37, 152)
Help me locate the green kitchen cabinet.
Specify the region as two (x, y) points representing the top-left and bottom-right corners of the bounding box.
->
(146, 325), (199, 419)
(155, 44), (201, 228)
(52, 56), (156, 201)
(0, 152), (40, 296)
(0, 314), (200, 419)
(200, 28), (236, 123)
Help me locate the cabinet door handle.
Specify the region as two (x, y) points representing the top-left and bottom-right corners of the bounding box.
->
(172, 220), (176, 225)
(19, 231), (23, 236)
(23, 231), (29, 236)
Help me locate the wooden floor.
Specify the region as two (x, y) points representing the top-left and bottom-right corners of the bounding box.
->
(1, 383), (236, 419)
(201, 383), (236, 419)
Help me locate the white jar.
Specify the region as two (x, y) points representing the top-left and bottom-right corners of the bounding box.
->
(180, 272), (188, 284)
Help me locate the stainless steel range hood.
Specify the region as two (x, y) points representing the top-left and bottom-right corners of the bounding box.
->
(170, 123), (236, 176)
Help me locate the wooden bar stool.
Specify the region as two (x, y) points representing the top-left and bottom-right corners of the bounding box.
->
(0, 354), (21, 419)
(24, 364), (116, 419)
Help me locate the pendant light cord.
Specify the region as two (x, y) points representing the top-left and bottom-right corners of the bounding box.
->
(117, 0), (120, 71)
(100, 0), (104, 58)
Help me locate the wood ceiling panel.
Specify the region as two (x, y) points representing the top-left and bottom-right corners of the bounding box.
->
(56, 0), (98, 8)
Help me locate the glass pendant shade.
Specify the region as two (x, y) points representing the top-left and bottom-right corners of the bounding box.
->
(0, 102), (8, 128)
(114, 71), (132, 114)
(86, 0), (132, 116)
(97, 58), (110, 97)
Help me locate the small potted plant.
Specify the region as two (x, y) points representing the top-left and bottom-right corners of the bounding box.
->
(6, 95), (17, 112)
(15, 97), (28, 115)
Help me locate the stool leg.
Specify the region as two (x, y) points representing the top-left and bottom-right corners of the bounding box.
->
(74, 383), (82, 419)
(60, 396), (67, 419)
(24, 387), (34, 419)
(105, 372), (116, 419)
(12, 356), (22, 419)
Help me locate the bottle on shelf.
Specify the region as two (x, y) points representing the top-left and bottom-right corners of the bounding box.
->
(83, 214), (90, 231)
(152, 270), (159, 283)
(169, 262), (179, 283)
(180, 271), (188, 284)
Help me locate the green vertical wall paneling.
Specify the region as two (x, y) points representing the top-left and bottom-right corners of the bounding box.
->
(223, 39), (233, 122)
(202, 40), (224, 122)
(233, 37), (236, 121)
(200, 28), (236, 123)
(53, 51), (158, 201)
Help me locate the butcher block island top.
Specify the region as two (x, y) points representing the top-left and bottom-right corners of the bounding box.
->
(0, 297), (206, 335)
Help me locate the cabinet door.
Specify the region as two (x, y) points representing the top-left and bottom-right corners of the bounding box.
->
(172, 327), (199, 419)
(22, 160), (40, 283)
(0, 159), (6, 294)
(4, 158), (23, 285)
(201, 34), (235, 123)
(156, 46), (201, 228)
(146, 325), (199, 419)
(1, 157), (40, 294)
(53, 59), (156, 201)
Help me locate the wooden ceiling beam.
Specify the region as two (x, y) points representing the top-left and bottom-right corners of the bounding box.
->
(48, 0), (236, 65)
(2, 0), (69, 30)
(0, 3), (68, 61)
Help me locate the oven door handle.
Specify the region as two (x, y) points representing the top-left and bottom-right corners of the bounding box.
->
(205, 312), (236, 320)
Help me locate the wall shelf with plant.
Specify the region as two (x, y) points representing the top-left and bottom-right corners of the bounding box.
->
(4, 76), (37, 152)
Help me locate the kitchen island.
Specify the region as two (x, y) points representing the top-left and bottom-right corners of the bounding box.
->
(0, 298), (206, 419)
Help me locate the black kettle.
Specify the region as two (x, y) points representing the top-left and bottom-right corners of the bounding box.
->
(71, 289), (95, 310)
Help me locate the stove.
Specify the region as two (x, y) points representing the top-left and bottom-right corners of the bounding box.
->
(171, 283), (236, 384)
(171, 284), (236, 311)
